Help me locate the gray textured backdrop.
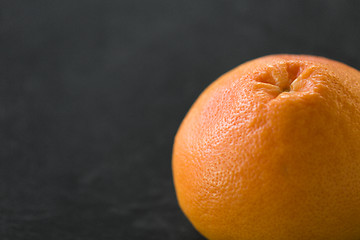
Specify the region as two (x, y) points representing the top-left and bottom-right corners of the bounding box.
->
(1, 0), (360, 239)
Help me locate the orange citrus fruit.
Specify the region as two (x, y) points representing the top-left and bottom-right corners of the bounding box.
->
(172, 55), (360, 240)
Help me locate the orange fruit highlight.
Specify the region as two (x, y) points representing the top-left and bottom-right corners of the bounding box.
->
(172, 55), (360, 240)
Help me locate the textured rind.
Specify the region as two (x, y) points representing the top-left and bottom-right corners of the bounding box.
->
(173, 55), (360, 240)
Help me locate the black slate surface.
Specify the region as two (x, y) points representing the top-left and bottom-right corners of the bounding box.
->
(1, 0), (360, 239)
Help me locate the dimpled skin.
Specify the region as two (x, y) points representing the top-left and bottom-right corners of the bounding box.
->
(172, 55), (360, 240)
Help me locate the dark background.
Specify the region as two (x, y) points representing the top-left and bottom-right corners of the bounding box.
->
(1, 0), (359, 239)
